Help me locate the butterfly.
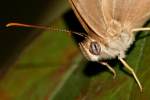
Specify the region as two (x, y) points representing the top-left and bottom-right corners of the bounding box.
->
(6, 0), (150, 92)
(68, 0), (150, 92)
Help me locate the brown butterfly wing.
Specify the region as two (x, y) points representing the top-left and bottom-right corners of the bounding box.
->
(120, 0), (150, 28)
(113, 0), (150, 29)
(69, 0), (150, 36)
(69, 0), (109, 38)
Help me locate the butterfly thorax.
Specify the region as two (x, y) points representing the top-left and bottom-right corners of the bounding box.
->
(101, 20), (134, 58)
(102, 29), (135, 60)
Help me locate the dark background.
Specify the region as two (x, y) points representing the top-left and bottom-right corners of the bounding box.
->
(0, 0), (69, 77)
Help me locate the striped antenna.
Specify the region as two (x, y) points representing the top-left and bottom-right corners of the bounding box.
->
(6, 22), (86, 37)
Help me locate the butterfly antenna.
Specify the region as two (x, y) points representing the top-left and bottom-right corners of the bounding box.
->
(6, 22), (86, 37)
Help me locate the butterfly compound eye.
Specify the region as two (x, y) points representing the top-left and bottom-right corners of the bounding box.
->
(89, 41), (101, 55)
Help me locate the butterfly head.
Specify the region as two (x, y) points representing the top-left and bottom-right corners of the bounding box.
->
(79, 30), (135, 61)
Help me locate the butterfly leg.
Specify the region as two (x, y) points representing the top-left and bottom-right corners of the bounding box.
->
(132, 27), (150, 32)
(119, 57), (143, 92)
(100, 62), (116, 79)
